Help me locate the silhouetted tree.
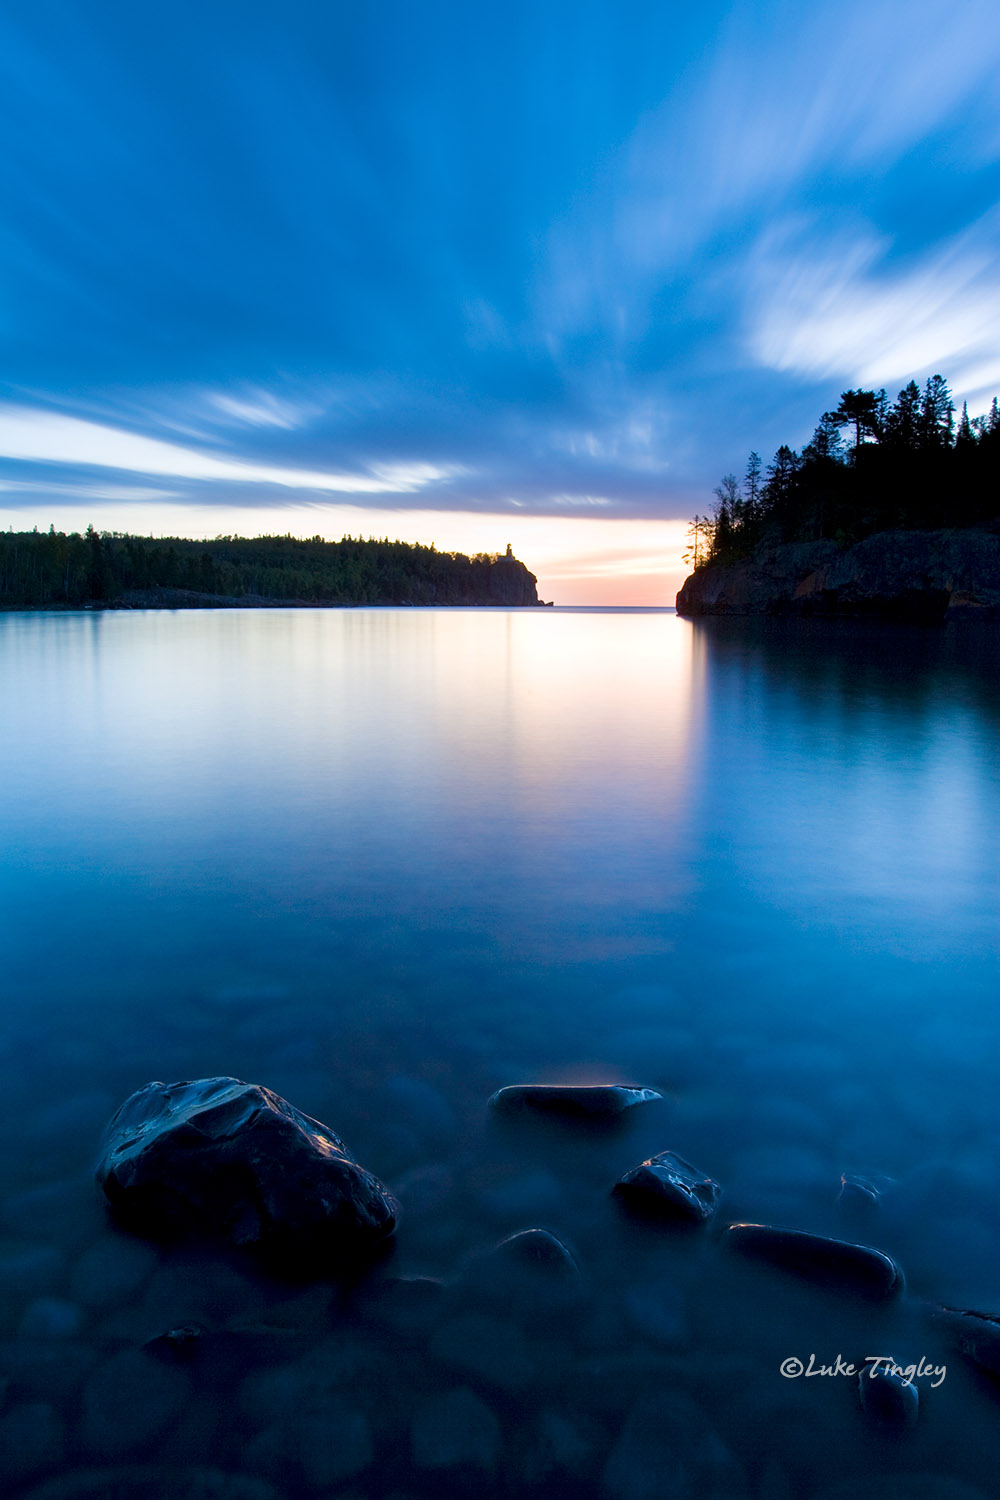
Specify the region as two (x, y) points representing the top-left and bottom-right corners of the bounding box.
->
(919, 374), (955, 449)
(826, 389), (883, 459)
(692, 368), (1000, 564)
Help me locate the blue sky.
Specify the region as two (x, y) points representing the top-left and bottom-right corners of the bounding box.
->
(1, 0), (998, 599)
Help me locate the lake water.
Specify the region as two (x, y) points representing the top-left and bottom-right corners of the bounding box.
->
(2, 605), (1000, 1499)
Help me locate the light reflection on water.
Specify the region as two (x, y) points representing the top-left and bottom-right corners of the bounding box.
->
(1, 606), (1000, 1498)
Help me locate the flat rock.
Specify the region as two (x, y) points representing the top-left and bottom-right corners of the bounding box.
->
(614, 1150), (721, 1223)
(723, 1224), (904, 1300)
(489, 1083), (661, 1119)
(95, 1078), (398, 1268)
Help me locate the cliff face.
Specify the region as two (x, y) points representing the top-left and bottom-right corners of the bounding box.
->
(487, 554), (540, 605)
(676, 530), (1000, 622)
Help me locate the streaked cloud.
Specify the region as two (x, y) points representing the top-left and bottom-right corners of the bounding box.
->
(206, 390), (318, 430)
(0, 404), (455, 495)
(746, 211), (1000, 401)
(0, 0), (997, 596)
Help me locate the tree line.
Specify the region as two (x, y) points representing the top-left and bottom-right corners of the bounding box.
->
(0, 530), (539, 608)
(686, 374), (1000, 569)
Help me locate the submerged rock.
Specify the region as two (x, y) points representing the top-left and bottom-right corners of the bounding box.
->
(14, 1468), (285, 1500)
(490, 1226), (579, 1274)
(430, 1312), (535, 1389)
(837, 1173), (880, 1211)
(489, 1083), (661, 1119)
(80, 1349), (189, 1458)
(454, 1229), (582, 1316)
(604, 1393), (744, 1500)
(411, 1386), (501, 1472)
(17, 1297), (83, 1340)
(244, 1400), (372, 1489)
(614, 1150), (721, 1223)
(143, 1325), (204, 1361)
(857, 1358), (919, 1428)
(514, 1408), (593, 1487)
(723, 1224), (904, 1300)
(95, 1078), (398, 1269)
(837, 1172), (895, 1213)
(931, 1305), (1000, 1375)
(0, 1401), (65, 1486)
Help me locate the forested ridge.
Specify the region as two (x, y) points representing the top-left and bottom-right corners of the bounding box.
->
(688, 375), (1000, 569)
(0, 530), (540, 608)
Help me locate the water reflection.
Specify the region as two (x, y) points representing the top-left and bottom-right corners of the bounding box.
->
(2, 606), (1000, 1498)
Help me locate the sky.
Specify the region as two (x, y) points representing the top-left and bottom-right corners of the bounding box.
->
(1, 0), (998, 603)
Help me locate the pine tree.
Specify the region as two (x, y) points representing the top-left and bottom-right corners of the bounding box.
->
(826, 390), (882, 458)
(919, 374), (954, 449)
(883, 381), (921, 450)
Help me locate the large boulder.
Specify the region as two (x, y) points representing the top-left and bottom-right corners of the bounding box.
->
(96, 1078), (398, 1269)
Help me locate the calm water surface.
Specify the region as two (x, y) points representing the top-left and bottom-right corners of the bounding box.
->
(1, 606), (999, 1498)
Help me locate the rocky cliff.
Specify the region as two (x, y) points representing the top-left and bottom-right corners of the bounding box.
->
(676, 529), (1000, 622)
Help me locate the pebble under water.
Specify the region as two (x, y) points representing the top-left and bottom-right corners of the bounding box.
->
(2, 605), (1000, 1500)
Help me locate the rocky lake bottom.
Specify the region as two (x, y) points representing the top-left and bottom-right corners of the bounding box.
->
(2, 606), (1000, 1498)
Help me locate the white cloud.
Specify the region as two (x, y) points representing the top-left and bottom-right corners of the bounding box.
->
(535, 0), (1000, 353)
(0, 404), (455, 495)
(206, 387), (326, 430)
(746, 212), (1000, 403)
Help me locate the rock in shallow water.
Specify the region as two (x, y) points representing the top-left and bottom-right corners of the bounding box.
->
(614, 1150), (721, 1223)
(857, 1358), (919, 1428)
(931, 1305), (1000, 1376)
(837, 1172), (895, 1213)
(95, 1078), (398, 1269)
(453, 1229), (582, 1321)
(488, 1083), (662, 1119)
(723, 1224), (904, 1300)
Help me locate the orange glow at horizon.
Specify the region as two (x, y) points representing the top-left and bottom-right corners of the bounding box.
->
(0, 502), (691, 606)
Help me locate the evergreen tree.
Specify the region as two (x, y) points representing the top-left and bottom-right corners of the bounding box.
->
(919, 374), (955, 449)
(743, 452), (762, 517)
(826, 390), (882, 458)
(883, 381), (921, 451)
